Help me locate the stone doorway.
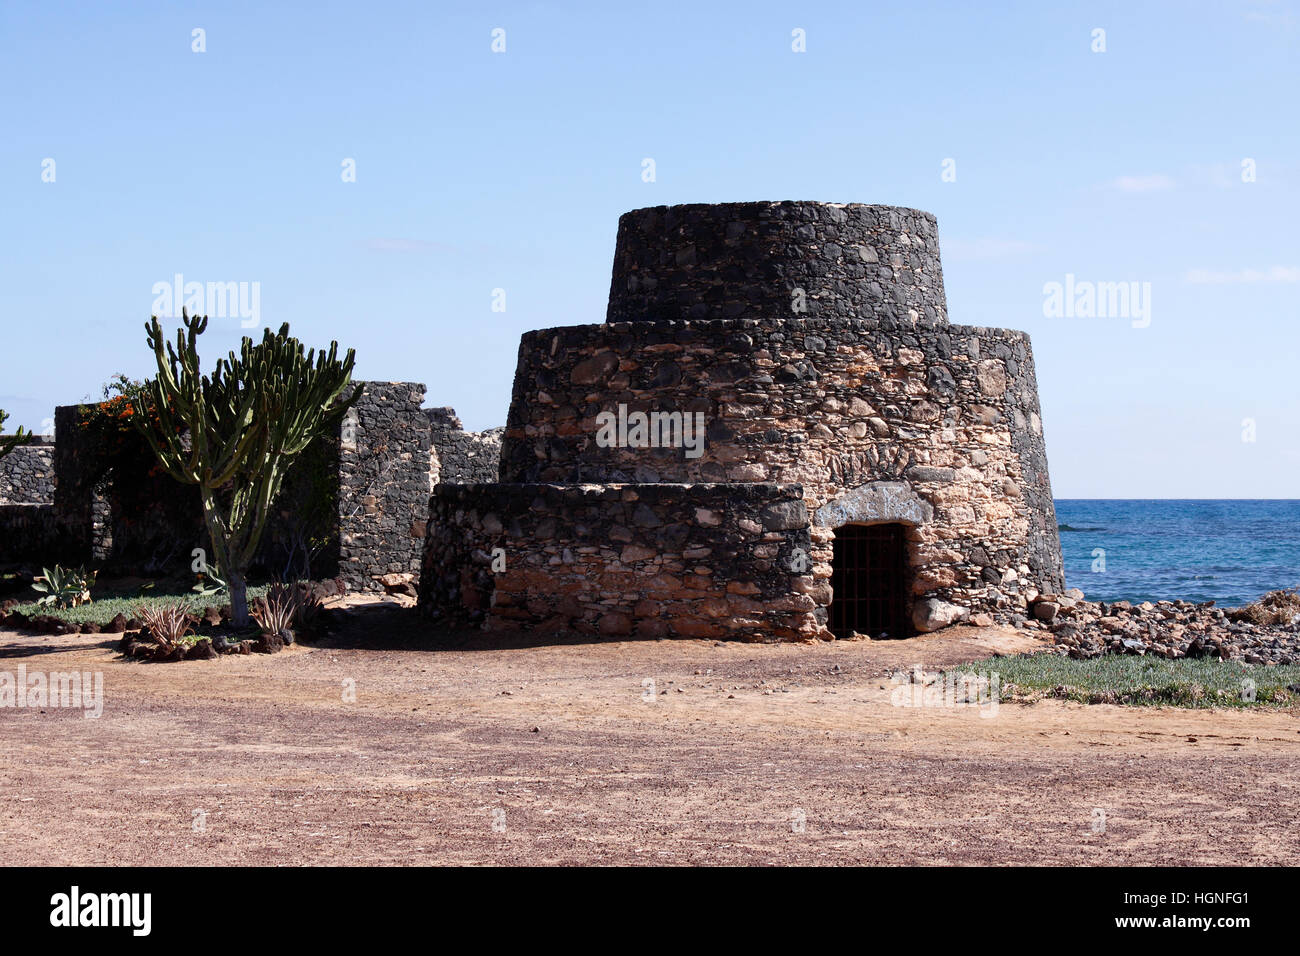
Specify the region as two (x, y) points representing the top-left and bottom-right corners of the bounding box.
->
(829, 523), (910, 639)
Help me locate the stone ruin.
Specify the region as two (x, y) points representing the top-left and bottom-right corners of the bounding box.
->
(418, 202), (1063, 640)
(0, 201), (1063, 640)
(0, 386), (503, 594)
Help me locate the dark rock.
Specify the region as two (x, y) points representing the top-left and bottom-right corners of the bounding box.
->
(186, 639), (218, 660)
(759, 500), (807, 532)
(254, 632), (284, 654)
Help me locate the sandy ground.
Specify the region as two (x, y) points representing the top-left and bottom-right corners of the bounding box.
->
(2, 597), (1298, 866)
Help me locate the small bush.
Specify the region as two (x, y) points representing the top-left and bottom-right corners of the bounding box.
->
(1228, 587), (1300, 627)
(31, 565), (98, 609)
(290, 582), (325, 633)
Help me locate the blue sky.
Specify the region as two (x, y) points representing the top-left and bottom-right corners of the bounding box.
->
(1, 0), (1296, 497)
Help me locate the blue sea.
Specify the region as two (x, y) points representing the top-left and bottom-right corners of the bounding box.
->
(1054, 500), (1300, 607)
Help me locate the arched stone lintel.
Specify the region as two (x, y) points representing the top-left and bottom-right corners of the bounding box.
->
(814, 481), (933, 529)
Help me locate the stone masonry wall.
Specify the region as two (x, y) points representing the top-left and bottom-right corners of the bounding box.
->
(607, 202), (947, 328)
(420, 482), (823, 640)
(422, 201), (1062, 638)
(337, 382), (433, 591)
(426, 407), (504, 485)
(0, 439), (55, 504)
(497, 315), (1062, 612)
(5, 384), (432, 589)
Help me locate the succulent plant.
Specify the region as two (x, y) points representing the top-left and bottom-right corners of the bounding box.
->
(131, 310), (359, 626)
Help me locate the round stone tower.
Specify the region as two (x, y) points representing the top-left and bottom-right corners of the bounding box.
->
(606, 202), (947, 326)
(421, 202), (1064, 642)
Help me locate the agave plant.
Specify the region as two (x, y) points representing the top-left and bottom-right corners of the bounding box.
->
(32, 565), (97, 609)
(251, 583), (298, 637)
(192, 562), (230, 598)
(290, 581), (325, 634)
(136, 602), (196, 649)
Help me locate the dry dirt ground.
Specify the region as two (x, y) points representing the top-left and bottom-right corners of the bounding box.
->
(2, 597), (1299, 866)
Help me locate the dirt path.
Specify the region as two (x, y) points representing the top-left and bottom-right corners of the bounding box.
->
(2, 601), (1298, 865)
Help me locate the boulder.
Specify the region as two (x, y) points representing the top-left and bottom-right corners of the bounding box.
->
(912, 598), (969, 633)
(1032, 601), (1061, 623)
(378, 572), (417, 596)
(186, 639), (219, 660)
(254, 632), (284, 654)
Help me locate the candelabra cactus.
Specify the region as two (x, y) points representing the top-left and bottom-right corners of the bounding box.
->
(132, 310), (361, 626)
(0, 409), (32, 460)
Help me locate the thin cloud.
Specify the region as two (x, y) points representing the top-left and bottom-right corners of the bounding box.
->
(1185, 266), (1300, 283)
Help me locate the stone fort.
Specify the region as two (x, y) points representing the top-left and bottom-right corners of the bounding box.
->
(419, 201), (1063, 641)
(1, 201), (1062, 641)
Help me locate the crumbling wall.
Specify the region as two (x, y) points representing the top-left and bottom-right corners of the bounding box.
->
(6, 383), (432, 590)
(0, 438), (59, 566)
(426, 407), (503, 485)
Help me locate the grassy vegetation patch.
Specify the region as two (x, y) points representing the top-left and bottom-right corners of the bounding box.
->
(7, 581), (269, 625)
(948, 652), (1300, 708)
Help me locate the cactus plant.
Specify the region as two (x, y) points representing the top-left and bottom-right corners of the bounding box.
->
(131, 310), (360, 626)
(0, 409), (32, 460)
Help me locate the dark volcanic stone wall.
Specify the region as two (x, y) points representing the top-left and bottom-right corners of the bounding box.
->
(607, 202), (947, 327)
(337, 382), (432, 591)
(21, 383), (431, 590)
(0, 439), (55, 504)
(0, 505), (58, 566)
(420, 482), (822, 640)
(426, 407), (503, 485)
(50, 405), (204, 572)
(0, 439), (58, 566)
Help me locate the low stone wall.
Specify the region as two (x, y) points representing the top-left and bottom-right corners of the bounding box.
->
(419, 482), (825, 641)
(426, 407), (504, 485)
(0, 439), (55, 505)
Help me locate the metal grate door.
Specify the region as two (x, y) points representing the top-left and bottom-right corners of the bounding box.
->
(829, 523), (909, 639)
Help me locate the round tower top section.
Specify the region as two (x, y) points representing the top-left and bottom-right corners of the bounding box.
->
(605, 201), (947, 327)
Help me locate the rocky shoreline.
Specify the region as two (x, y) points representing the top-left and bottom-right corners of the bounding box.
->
(995, 589), (1300, 666)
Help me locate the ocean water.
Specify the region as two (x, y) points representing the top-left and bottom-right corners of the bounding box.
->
(1054, 500), (1300, 607)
